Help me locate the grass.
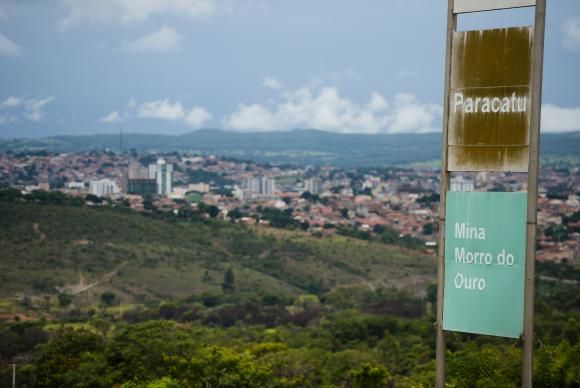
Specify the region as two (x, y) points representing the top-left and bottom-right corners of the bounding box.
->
(0, 202), (436, 310)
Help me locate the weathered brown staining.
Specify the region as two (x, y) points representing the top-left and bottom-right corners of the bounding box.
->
(451, 27), (533, 89)
(448, 26), (533, 172)
(450, 86), (530, 145)
(449, 145), (529, 172)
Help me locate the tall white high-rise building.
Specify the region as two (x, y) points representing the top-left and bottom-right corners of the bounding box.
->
(304, 178), (321, 195)
(260, 177), (276, 196)
(244, 176), (276, 197)
(149, 158), (173, 195)
(246, 177), (261, 194)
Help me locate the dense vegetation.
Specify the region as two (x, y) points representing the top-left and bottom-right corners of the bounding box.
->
(0, 193), (578, 387)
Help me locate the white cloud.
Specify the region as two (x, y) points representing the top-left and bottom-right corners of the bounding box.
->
(0, 33), (21, 56)
(0, 96), (22, 108)
(562, 18), (580, 51)
(0, 96), (55, 122)
(59, 0), (216, 29)
(223, 84), (441, 134)
(185, 106), (212, 128)
(224, 104), (277, 131)
(104, 98), (211, 127)
(101, 111), (123, 123)
(24, 97), (55, 122)
(368, 92), (388, 112)
(262, 77), (283, 90)
(125, 26), (182, 52)
(138, 99), (185, 121)
(389, 94), (442, 134)
(541, 104), (580, 133)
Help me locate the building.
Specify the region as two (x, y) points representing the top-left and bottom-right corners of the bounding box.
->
(127, 179), (157, 196)
(245, 177), (260, 194)
(244, 176), (276, 197)
(304, 178), (321, 195)
(126, 163), (157, 196)
(65, 181), (86, 191)
(128, 163), (150, 179)
(263, 177), (276, 196)
(148, 158), (174, 196)
(188, 183), (210, 193)
(450, 176), (475, 192)
(89, 179), (120, 197)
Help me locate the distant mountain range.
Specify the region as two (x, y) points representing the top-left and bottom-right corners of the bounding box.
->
(1, 129), (578, 167)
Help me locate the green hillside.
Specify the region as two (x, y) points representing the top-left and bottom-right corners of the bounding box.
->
(0, 201), (436, 307)
(0, 200), (578, 387)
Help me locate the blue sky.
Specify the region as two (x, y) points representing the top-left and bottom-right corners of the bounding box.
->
(0, 0), (579, 138)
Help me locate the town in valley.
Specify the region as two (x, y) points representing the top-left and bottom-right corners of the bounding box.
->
(1, 150), (577, 263)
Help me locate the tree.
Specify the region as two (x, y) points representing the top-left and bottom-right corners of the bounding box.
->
(207, 205), (220, 218)
(167, 346), (274, 387)
(143, 199), (156, 211)
(104, 321), (196, 384)
(222, 267), (235, 292)
(228, 208), (243, 220)
(58, 293), (73, 308)
(27, 329), (104, 387)
(360, 187), (373, 197)
(0, 187), (22, 202)
(349, 363), (393, 388)
(100, 291), (117, 306)
(85, 194), (102, 204)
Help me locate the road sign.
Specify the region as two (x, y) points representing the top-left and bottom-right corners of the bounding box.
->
(448, 27), (533, 172)
(442, 191), (527, 337)
(437, 1), (545, 386)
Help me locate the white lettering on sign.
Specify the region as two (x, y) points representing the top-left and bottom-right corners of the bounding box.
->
(455, 247), (493, 265)
(455, 222), (486, 240)
(453, 92), (527, 114)
(454, 272), (486, 291)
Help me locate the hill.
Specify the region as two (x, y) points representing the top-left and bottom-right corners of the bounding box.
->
(0, 199), (578, 387)
(0, 201), (436, 307)
(1, 129), (578, 167)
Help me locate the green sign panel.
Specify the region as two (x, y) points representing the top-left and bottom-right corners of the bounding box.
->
(443, 191), (527, 338)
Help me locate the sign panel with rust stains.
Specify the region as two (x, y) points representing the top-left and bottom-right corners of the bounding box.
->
(448, 26), (533, 172)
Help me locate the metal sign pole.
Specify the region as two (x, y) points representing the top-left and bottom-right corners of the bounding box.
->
(436, 1), (456, 387)
(523, 0), (546, 386)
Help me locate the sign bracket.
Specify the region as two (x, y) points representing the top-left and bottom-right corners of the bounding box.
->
(523, 1), (546, 386)
(435, 1), (456, 387)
